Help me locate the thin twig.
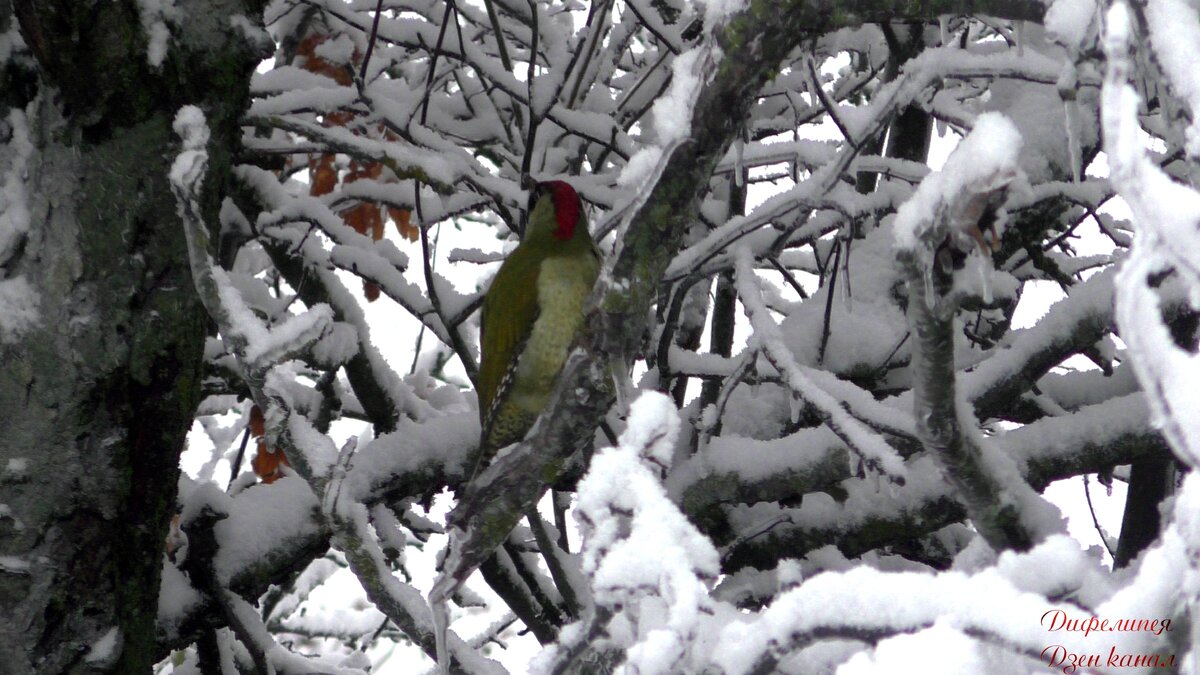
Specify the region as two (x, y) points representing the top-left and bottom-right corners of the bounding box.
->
(816, 239), (840, 364)
(527, 510), (582, 618)
(420, 1), (456, 126)
(518, 0), (541, 186)
(624, 0), (681, 55)
(226, 426), (252, 491)
(416, 183), (480, 383)
(1083, 474), (1116, 562)
(358, 0), (386, 86)
(805, 56), (859, 150)
(766, 255), (809, 299)
(482, 0), (514, 72)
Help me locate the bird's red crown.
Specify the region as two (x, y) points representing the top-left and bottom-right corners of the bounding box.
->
(539, 180), (583, 241)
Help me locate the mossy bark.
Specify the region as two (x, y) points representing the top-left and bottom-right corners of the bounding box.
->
(0, 1), (266, 671)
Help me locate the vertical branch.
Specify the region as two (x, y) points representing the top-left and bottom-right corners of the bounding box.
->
(697, 270), (736, 413)
(903, 259), (1036, 550)
(527, 511), (583, 618)
(518, 0), (541, 184)
(698, 175), (745, 413)
(482, 0), (514, 72)
(420, 1), (456, 126)
(358, 0), (385, 86)
(893, 117), (1048, 552)
(816, 238), (840, 364)
(416, 184), (480, 383)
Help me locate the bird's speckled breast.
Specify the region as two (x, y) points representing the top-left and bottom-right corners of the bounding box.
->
(509, 252), (599, 412)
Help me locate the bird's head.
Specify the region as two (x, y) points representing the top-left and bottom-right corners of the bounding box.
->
(526, 180), (586, 242)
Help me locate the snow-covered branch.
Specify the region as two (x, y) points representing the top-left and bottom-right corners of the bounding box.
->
(895, 113), (1060, 552)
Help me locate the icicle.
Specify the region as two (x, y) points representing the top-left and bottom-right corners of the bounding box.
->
(734, 135), (745, 188)
(432, 595), (450, 674)
(1058, 63), (1082, 183)
(788, 391), (802, 425)
(923, 263), (938, 311)
(969, 250), (994, 305)
(1015, 20), (1025, 58)
(1065, 98), (1082, 183)
(611, 360), (635, 417)
(939, 16), (950, 47)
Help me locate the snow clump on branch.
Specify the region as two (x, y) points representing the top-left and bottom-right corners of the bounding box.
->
(892, 112), (1022, 257)
(551, 391), (728, 674)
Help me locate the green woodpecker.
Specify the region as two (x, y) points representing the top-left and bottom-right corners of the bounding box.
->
(475, 180), (601, 470)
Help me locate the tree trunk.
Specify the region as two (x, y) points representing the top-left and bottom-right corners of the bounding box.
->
(0, 1), (265, 671)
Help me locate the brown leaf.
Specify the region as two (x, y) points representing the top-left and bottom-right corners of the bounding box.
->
(370, 206), (384, 241)
(252, 439), (291, 484)
(346, 160), (383, 183)
(343, 202), (366, 236)
(249, 404), (265, 438)
(295, 33), (355, 86)
(309, 154), (338, 197)
(390, 207), (417, 241)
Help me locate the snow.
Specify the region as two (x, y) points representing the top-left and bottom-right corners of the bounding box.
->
(734, 247), (907, 479)
(342, 411), (478, 501)
(136, 0), (181, 67)
(4, 457), (28, 478)
(1001, 393), (1151, 471)
(0, 555), (28, 573)
(652, 50), (703, 147)
(780, 224), (908, 376)
(837, 622), (985, 675)
(170, 106), (210, 195)
(1103, 0), (1200, 466)
(1145, 0), (1200, 158)
(709, 536), (1125, 674)
(0, 110), (32, 265)
(963, 268), (1117, 404)
(311, 322), (360, 367)
(229, 15), (269, 48)
(0, 17), (24, 65)
(893, 112), (1022, 254)
(558, 391), (721, 674)
(1045, 0), (1098, 49)
(202, 476), (322, 584)
(617, 147), (663, 188)
(0, 113), (35, 340)
(158, 561), (204, 639)
(682, 425), (843, 487)
(0, 277), (39, 343)
(703, 0), (744, 32)
(84, 627), (121, 665)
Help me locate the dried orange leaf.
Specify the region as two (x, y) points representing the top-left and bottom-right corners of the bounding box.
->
(343, 203), (368, 235)
(309, 154), (338, 196)
(249, 404), (265, 438)
(390, 207), (417, 241)
(369, 205), (384, 241)
(252, 439), (291, 484)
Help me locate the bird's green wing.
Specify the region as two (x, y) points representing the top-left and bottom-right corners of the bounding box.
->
(477, 248), (540, 433)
